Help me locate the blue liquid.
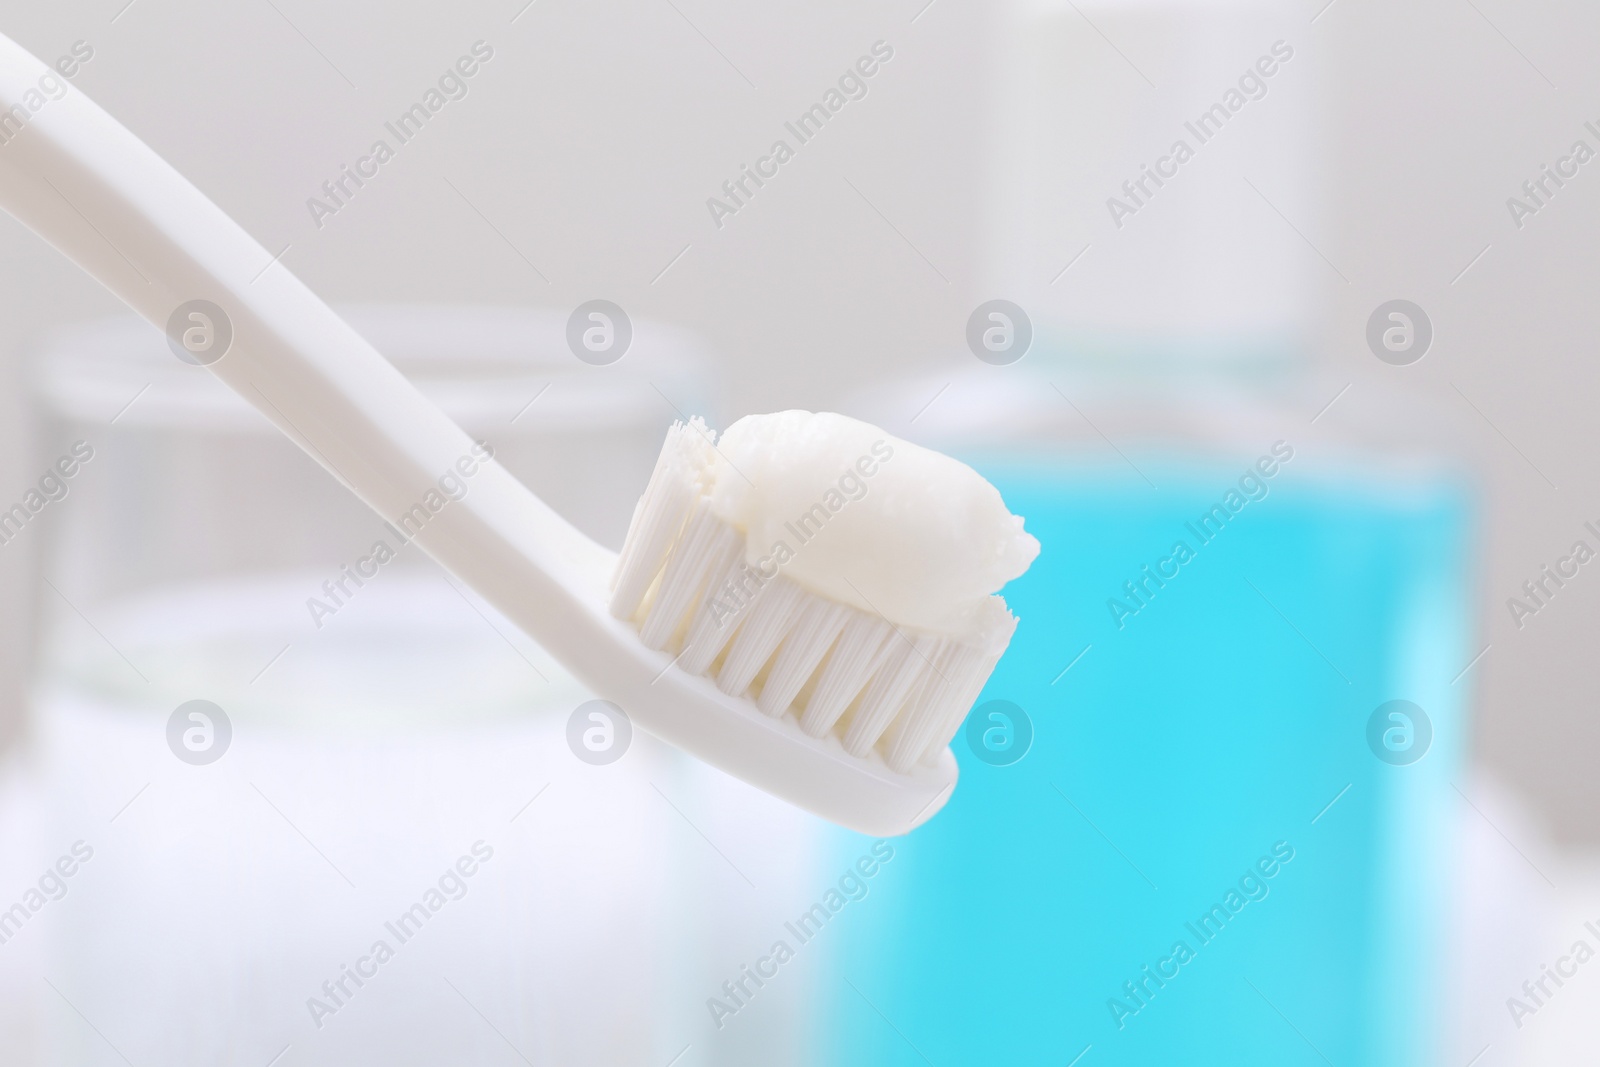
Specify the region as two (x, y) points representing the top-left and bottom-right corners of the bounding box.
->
(823, 460), (1472, 1067)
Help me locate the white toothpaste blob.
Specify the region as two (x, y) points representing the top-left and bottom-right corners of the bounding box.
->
(707, 410), (1039, 637)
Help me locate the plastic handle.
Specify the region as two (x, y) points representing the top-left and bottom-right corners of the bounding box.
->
(0, 32), (612, 604)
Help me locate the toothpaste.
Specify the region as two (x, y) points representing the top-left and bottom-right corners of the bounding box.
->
(707, 410), (1039, 638)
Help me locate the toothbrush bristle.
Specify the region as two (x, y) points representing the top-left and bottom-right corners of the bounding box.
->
(611, 418), (1016, 774)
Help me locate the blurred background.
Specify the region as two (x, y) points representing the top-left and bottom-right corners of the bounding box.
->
(0, 0), (1595, 1063)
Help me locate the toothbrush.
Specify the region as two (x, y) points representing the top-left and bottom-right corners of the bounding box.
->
(0, 33), (1029, 835)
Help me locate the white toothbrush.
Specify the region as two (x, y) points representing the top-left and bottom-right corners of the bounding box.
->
(0, 33), (1017, 835)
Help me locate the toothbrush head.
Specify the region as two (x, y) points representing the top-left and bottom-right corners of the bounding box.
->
(607, 414), (1037, 835)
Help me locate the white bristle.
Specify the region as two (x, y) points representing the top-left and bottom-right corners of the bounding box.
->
(918, 645), (1006, 768)
(611, 418), (1019, 774)
(757, 597), (852, 718)
(611, 418), (715, 621)
(800, 613), (895, 738)
(637, 500), (739, 650)
(882, 666), (951, 772)
(716, 578), (805, 697)
(841, 632), (943, 757)
(883, 642), (990, 772)
(675, 538), (757, 676)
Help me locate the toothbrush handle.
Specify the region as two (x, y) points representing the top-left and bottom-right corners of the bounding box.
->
(0, 34), (612, 595)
